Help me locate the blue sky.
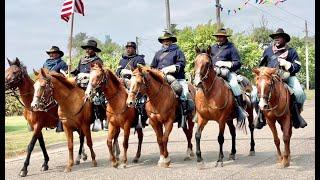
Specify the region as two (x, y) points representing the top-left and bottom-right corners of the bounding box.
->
(5, 0), (315, 72)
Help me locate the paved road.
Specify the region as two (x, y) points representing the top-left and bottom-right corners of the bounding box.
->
(5, 99), (315, 180)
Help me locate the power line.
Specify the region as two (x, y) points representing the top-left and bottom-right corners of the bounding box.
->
(274, 5), (314, 26)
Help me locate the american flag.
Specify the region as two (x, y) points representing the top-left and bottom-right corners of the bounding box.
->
(60, 0), (84, 22)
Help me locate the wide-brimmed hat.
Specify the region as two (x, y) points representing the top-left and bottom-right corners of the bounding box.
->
(81, 40), (101, 52)
(213, 28), (231, 37)
(158, 32), (177, 43)
(269, 28), (291, 42)
(46, 46), (64, 57)
(125, 41), (137, 49)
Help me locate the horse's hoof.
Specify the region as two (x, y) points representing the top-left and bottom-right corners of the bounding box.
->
(112, 161), (119, 168)
(120, 163), (127, 169)
(19, 170), (28, 177)
(184, 156), (191, 161)
(82, 155), (88, 161)
(215, 161), (224, 167)
(75, 160), (80, 165)
(132, 158), (139, 163)
(197, 161), (204, 170)
(41, 164), (49, 171)
(159, 161), (170, 168)
(64, 167), (71, 173)
(249, 151), (255, 156)
(190, 151), (195, 157)
(228, 154), (236, 160)
(92, 160), (98, 167)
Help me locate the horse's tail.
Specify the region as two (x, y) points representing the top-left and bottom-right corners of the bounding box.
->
(237, 118), (247, 135)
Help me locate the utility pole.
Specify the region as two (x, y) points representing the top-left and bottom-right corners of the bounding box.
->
(135, 36), (139, 54)
(216, 0), (221, 29)
(165, 0), (171, 33)
(304, 20), (309, 90)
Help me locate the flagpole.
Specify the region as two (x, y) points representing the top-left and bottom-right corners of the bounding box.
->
(67, 12), (75, 77)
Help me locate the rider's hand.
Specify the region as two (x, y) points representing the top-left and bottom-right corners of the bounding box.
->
(161, 65), (177, 74)
(120, 69), (132, 76)
(278, 58), (291, 70)
(215, 61), (232, 68)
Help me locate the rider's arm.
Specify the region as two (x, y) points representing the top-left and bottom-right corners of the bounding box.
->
(230, 46), (241, 72)
(287, 48), (301, 74)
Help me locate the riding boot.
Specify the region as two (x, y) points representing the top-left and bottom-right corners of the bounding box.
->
(291, 101), (307, 129)
(56, 121), (64, 132)
(235, 95), (249, 124)
(253, 102), (266, 129)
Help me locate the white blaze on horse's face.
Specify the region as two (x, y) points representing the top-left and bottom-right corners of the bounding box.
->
(127, 75), (137, 106)
(258, 79), (268, 110)
(31, 80), (41, 109)
(193, 69), (202, 87)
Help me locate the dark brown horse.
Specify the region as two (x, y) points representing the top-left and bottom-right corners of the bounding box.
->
(126, 65), (195, 167)
(193, 47), (254, 167)
(5, 58), (87, 177)
(253, 67), (292, 168)
(84, 63), (143, 168)
(31, 68), (97, 172)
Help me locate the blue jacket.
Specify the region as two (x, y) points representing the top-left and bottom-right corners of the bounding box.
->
(116, 54), (146, 77)
(151, 44), (186, 79)
(43, 58), (68, 73)
(259, 45), (301, 76)
(211, 41), (241, 72)
(73, 55), (103, 75)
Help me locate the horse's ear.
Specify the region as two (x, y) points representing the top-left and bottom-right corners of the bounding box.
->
(252, 68), (260, 76)
(206, 45), (211, 55)
(7, 58), (12, 66)
(40, 68), (47, 78)
(195, 46), (200, 54)
(33, 69), (39, 76)
(137, 64), (143, 72)
(269, 68), (277, 75)
(14, 57), (20, 66)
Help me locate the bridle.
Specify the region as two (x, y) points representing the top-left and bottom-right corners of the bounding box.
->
(194, 53), (217, 93)
(33, 76), (57, 112)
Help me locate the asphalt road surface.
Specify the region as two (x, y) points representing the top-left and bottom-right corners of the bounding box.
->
(5, 98), (315, 180)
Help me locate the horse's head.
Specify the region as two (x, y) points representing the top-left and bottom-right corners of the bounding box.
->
(31, 68), (54, 111)
(85, 63), (106, 99)
(193, 46), (213, 88)
(253, 67), (278, 110)
(126, 64), (150, 107)
(5, 57), (27, 90)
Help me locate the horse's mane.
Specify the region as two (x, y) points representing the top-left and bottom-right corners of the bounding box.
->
(146, 68), (165, 84)
(105, 68), (121, 87)
(49, 71), (76, 90)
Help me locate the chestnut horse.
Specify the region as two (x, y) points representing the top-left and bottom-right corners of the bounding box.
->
(126, 65), (195, 167)
(253, 67), (292, 168)
(31, 68), (97, 172)
(193, 47), (254, 167)
(84, 63), (143, 168)
(5, 58), (86, 177)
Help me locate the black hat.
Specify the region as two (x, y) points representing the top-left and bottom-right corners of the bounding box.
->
(81, 40), (101, 52)
(158, 32), (177, 43)
(213, 28), (231, 37)
(269, 28), (291, 42)
(125, 42), (137, 49)
(46, 46), (64, 57)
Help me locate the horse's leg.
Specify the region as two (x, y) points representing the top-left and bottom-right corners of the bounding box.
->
(63, 124), (74, 172)
(183, 116), (195, 161)
(160, 120), (174, 168)
(133, 128), (143, 163)
(82, 125), (97, 168)
(280, 115), (292, 168)
(216, 121), (226, 167)
(149, 120), (165, 166)
(121, 124), (131, 168)
(19, 125), (41, 177)
(267, 120), (282, 163)
(226, 119), (236, 160)
(195, 115), (207, 168)
(38, 131), (49, 171)
(107, 124), (119, 168)
(247, 105), (255, 156)
(75, 130), (85, 165)
(113, 127), (121, 161)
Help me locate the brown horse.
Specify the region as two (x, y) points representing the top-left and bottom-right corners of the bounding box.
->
(5, 58), (87, 177)
(253, 67), (292, 168)
(84, 63), (143, 168)
(126, 65), (195, 167)
(193, 47), (254, 167)
(31, 68), (97, 172)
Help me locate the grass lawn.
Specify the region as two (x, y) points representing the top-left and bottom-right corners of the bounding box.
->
(5, 116), (106, 158)
(305, 89), (315, 100)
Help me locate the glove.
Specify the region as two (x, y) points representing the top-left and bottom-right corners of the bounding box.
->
(215, 61), (232, 68)
(161, 65), (177, 74)
(278, 58), (292, 71)
(120, 69), (132, 76)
